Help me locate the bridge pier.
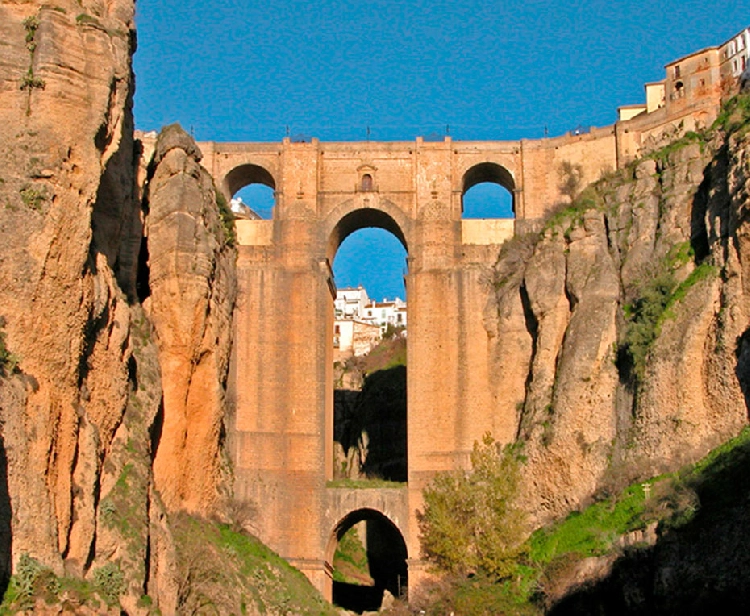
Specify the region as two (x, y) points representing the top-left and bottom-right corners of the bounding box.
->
(225, 136), (535, 608)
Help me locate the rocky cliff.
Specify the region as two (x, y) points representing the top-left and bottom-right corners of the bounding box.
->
(487, 98), (750, 523)
(144, 125), (236, 515)
(0, 0), (146, 604)
(0, 2), (239, 612)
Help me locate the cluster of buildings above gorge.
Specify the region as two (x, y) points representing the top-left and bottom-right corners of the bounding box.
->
(618, 26), (750, 123)
(334, 286), (406, 360)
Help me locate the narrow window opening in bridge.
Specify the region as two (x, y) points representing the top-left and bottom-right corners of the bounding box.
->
(462, 182), (514, 219)
(232, 183), (275, 220)
(330, 511), (408, 612)
(332, 228), (408, 484)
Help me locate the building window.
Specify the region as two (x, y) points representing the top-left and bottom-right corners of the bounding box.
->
(674, 65), (681, 79)
(361, 174), (374, 191)
(335, 325), (340, 335)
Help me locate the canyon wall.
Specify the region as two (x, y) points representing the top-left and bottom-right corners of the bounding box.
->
(0, 0), (146, 601)
(0, 2), (237, 612)
(486, 103), (750, 522)
(145, 125), (237, 514)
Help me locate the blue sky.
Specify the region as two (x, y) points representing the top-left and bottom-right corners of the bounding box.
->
(133, 1), (747, 300)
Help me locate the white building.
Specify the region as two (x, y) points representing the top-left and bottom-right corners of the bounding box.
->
(363, 297), (407, 330)
(333, 287), (407, 359)
(333, 319), (382, 359)
(721, 27), (750, 79)
(334, 286), (370, 319)
(229, 197), (261, 220)
(617, 26), (750, 123)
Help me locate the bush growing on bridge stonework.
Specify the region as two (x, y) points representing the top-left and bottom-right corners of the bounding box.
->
(418, 433), (527, 578)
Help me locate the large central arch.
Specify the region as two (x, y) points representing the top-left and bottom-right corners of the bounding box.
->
(325, 199), (411, 263)
(326, 205), (409, 485)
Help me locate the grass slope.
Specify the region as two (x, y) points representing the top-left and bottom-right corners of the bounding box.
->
(390, 427), (750, 615)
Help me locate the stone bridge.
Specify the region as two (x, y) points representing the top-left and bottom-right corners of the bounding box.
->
(200, 132), (621, 600)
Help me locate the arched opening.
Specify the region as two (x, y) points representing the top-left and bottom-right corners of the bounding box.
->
(328, 509), (408, 613)
(361, 173), (374, 191)
(224, 163), (276, 220)
(328, 210), (408, 484)
(462, 162), (515, 219)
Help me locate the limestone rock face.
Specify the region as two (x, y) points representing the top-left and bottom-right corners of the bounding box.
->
(0, 0), (142, 580)
(489, 127), (750, 522)
(146, 125), (237, 514)
(0, 2), (192, 612)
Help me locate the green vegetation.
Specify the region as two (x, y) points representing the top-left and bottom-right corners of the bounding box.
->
(0, 320), (18, 377)
(92, 563), (124, 606)
(647, 129), (708, 164)
(215, 189), (236, 247)
(20, 14), (44, 106)
(0, 554), (114, 613)
(332, 527), (372, 584)
(22, 15), (39, 52)
(543, 185), (600, 233)
(172, 513), (338, 615)
(712, 93), (750, 136)
(617, 242), (716, 384)
(0, 554), (59, 612)
(418, 434), (527, 578)
(75, 13), (102, 27)
(618, 269), (676, 382)
(529, 483), (650, 564)
(19, 184), (47, 210)
(403, 427), (750, 615)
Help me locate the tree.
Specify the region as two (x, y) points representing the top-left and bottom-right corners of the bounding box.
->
(418, 434), (527, 578)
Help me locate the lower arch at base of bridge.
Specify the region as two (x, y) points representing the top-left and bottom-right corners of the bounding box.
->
(322, 487), (411, 609)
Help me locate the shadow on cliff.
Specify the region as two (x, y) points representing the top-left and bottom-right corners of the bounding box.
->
(548, 430), (750, 615)
(338, 365), (407, 483)
(736, 327), (750, 420)
(0, 435), (10, 598)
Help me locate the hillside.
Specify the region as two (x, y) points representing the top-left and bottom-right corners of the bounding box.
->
(385, 426), (750, 615)
(380, 93), (750, 614)
(334, 332), (408, 482)
(485, 94), (750, 524)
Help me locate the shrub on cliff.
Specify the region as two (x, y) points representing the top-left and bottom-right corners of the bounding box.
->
(0, 319), (18, 377)
(418, 434), (527, 578)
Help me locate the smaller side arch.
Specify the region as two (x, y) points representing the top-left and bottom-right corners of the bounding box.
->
(223, 163), (276, 198)
(461, 162), (516, 217)
(462, 161), (515, 194)
(326, 507), (408, 564)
